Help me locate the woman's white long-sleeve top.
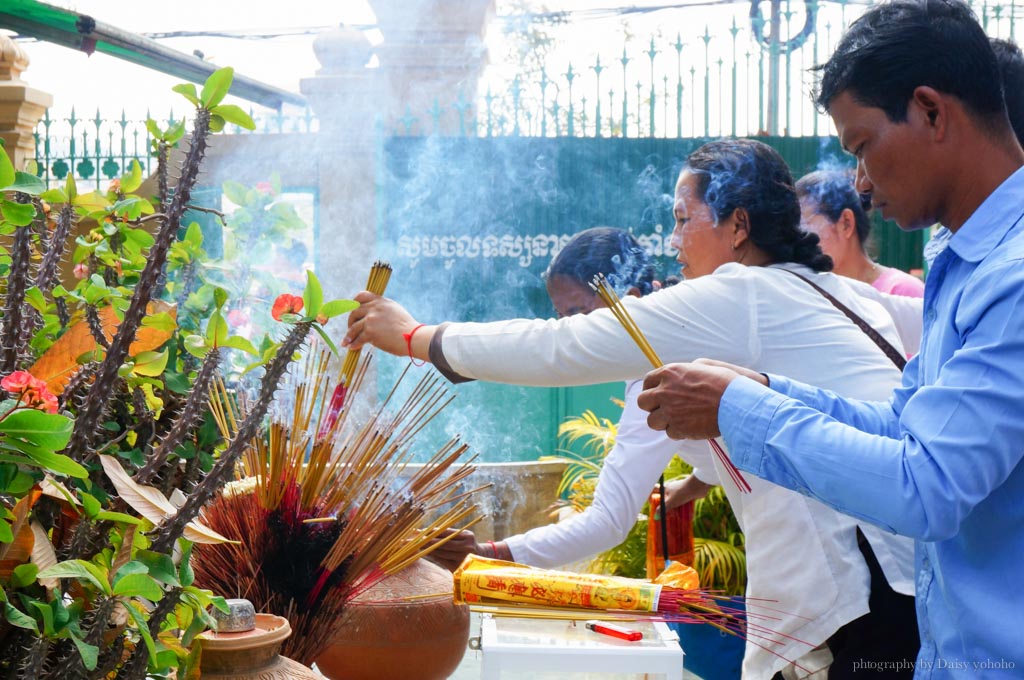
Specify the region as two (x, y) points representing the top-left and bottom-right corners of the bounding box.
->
(433, 262), (917, 679)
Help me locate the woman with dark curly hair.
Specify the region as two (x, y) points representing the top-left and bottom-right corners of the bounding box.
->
(345, 138), (919, 679)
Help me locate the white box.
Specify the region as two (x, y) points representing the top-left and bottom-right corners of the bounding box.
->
(477, 614), (684, 680)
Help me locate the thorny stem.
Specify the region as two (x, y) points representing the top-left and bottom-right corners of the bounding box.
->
(64, 108), (213, 464)
(84, 306), (110, 349)
(136, 347), (222, 485)
(0, 195), (35, 375)
(35, 203), (75, 293)
(149, 321), (313, 554)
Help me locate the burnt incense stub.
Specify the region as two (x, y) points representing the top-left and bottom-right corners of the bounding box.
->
(213, 599), (257, 633)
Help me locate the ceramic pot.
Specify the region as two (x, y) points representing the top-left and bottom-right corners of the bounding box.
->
(316, 558), (470, 680)
(198, 613), (320, 680)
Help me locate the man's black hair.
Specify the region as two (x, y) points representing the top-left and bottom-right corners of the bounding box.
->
(816, 0), (1005, 131)
(993, 38), (1024, 144)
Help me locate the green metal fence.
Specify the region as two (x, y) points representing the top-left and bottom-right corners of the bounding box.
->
(32, 106), (316, 190)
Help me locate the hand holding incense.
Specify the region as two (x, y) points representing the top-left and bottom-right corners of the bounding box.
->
(589, 274), (752, 494)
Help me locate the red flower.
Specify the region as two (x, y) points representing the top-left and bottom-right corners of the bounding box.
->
(2, 371), (37, 393)
(255, 181), (274, 195)
(108, 178), (121, 194)
(271, 294), (304, 322)
(73, 263), (90, 279)
(2, 371), (59, 414)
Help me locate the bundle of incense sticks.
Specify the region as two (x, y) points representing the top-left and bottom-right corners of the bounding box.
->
(339, 260), (392, 388)
(590, 274), (752, 494)
(199, 348), (484, 664)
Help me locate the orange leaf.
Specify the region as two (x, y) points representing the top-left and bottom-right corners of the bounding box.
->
(0, 488), (42, 579)
(29, 301), (177, 394)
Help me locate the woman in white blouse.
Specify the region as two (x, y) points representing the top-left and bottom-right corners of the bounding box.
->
(345, 139), (919, 680)
(427, 226), (719, 572)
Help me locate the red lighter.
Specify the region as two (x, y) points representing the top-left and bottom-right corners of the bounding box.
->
(584, 620), (643, 642)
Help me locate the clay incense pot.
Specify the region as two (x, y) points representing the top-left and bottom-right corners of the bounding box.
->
(316, 558), (470, 680)
(198, 599), (320, 679)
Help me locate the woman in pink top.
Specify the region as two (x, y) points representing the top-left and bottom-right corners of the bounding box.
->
(797, 170), (925, 297)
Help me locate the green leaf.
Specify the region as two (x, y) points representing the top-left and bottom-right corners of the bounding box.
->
(145, 119), (163, 140)
(0, 409), (73, 450)
(312, 323), (340, 355)
(0, 463), (34, 494)
(1, 200), (37, 226)
(220, 181), (249, 206)
(65, 173), (78, 200)
(11, 563), (39, 588)
(120, 159), (143, 193)
(183, 334), (209, 359)
(184, 221), (204, 247)
(208, 114), (225, 133)
(113, 573), (164, 600)
(142, 312), (176, 333)
(124, 601), (158, 662)
(200, 67), (234, 108)
(38, 560), (111, 595)
(204, 309), (228, 348)
(0, 518), (12, 543)
(93, 510), (143, 525)
(28, 600), (54, 635)
(4, 602), (38, 633)
(80, 492), (101, 519)
(165, 120), (187, 145)
(213, 286), (229, 310)
(178, 541), (195, 587)
(6, 171), (47, 195)
(0, 146), (14, 189)
(136, 550), (181, 587)
(39, 188), (66, 204)
(132, 350), (169, 377)
(222, 335), (258, 355)
(319, 299), (360, 319)
(211, 104), (255, 130)
(303, 270), (323, 317)
(24, 286), (46, 314)
(71, 636), (99, 671)
(172, 83), (200, 106)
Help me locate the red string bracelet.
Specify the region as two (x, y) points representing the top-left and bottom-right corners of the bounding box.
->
(486, 540), (499, 559)
(402, 324), (427, 367)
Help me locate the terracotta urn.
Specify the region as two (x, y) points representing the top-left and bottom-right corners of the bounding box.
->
(316, 558), (470, 680)
(198, 608), (320, 680)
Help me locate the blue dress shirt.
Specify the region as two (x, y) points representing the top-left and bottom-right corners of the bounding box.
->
(718, 166), (1024, 677)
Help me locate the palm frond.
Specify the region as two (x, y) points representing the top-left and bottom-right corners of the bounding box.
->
(693, 537), (747, 596)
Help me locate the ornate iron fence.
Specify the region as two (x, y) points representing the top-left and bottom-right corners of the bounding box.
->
(32, 106), (317, 189)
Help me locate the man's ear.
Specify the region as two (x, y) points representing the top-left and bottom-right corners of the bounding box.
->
(913, 86), (948, 141)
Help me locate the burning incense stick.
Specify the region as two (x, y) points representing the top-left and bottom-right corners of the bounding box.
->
(590, 274), (752, 494)
(339, 260), (392, 389)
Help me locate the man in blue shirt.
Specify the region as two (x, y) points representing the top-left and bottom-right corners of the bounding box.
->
(638, 0), (1024, 676)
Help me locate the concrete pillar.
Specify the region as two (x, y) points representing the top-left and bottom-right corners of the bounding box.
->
(369, 0), (496, 134)
(299, 27), (379, 300)
(0, 36), (53, 170)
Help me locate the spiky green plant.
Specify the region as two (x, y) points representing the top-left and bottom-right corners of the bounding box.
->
(0, 67), (358, 679)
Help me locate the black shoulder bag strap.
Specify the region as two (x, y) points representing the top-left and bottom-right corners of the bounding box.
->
(782, 269), (908, 371)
